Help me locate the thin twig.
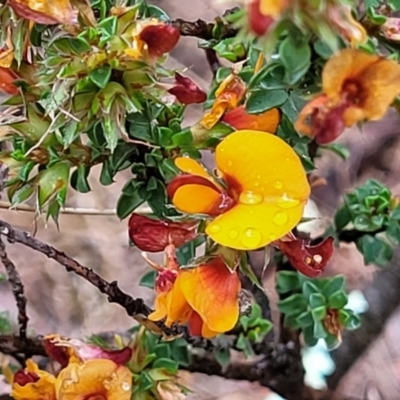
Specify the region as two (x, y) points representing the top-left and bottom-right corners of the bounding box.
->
(0, 201), (152, 215)
(0, 237), (28, 340)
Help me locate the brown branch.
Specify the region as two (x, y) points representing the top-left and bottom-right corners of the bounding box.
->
(0, 237), (28, 340)
(0, 334), (46, 358)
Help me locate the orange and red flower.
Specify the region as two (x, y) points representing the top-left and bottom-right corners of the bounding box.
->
(149, 255), (241, 338)
(295, 49), (400, 144)
(222, 105), (280, 132)
(247, 0), (287, 36)
(167, 130), (310, 250)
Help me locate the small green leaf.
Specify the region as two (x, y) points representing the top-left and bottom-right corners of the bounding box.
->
(311, 306), (327, 321)
(215, 347), (231, 368)
(323, 143), (350, 160)
(116, 192), (144, 220)
(322, 275), (345, 298)
(313, 319), (328, 339)
(71, 165), (91, 193)
(279, 37), (311, 83)
(328, 290), (348, 309)
(390, 205), (400, 220)
(276, 271), (301, 294)
(89, 65), (112, 89)
(296, 311), (313, 328)
(38, 161), (70, 207)
(139, 271), (157, 289)
(302, 281), (320, 300)
(386, 220), (400, 245)
(152, 358), (178, 372)
(356, 235), (394, 267)
(278, 294), (308, 316)
(303, 325), (318, 346)
(334, 206), (352, 231)
(246, 89), (289, 114)
(309, 293), (326, 309)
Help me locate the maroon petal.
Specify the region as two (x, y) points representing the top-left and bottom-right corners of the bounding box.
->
(168, 73), (207, 104)
(140, 24), (180, 58)
(155, 269), (178, 293)
(77, 345), (133, 365)
(277, 236), (334, 278)
(14, 370), (40, 386)
(44, 337), (70, 368)
(128, 213), (198, 252)
(312, 105), (347, 145)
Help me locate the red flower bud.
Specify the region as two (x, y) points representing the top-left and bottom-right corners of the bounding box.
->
(277, 236), (334, 277)
(0, 67), (18, 95)
(14, 370), (40, 386)
(155, 269), (177, 293)
(128, 213), (198, 252)
(168, 73), (207, 105)
(139, 24), (180, 58)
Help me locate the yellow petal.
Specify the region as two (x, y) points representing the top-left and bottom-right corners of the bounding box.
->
(165, 280), (192, 326)
(172, 184), (222, 214)
(208, 130), (310, 249)
(175, 157), (212, 179)
(148, 292), (168, 321)
(56, 359), (132, 400)
(259, 0), (287, 18)
(178, 257), (241, 332)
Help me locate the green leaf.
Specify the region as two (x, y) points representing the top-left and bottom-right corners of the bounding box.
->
(98, 16), (118, 37)
(386, 220), (400, 245)
(152, 358), (178, 372)
(89, 65), (112, 89)
(303, 325), (318, 346)
(279, 37), (311, 84)
(17, 161), (35, 182)
(302, 281), (320, 300)
(313, 319), (328, 339)
(276, 271), (301, 293)
(389, 0), (400, 10)
(311, 306), (327, 321)
(154, 343), (171, 359)
(328, 290), (348, 309)
(356, 235), (394, 267)
(102, 117), (119, 152)
(246, 89), (289, 114)
(100, 160), (114, 186)
(136, 371), (154, 392)
(116, 192), (144, 220)
(38, 161), (70, 207)
(215, 347), (231, 368)
(128, 112), (153, 142)
(334, 206), (352, 231)
(309, 293), (326, 309)
(139, 270), (157, 289)
(323, 143), (350, 160)
(278, 294), (308, 316)
(321, 275), (345, 298)
(71, 165), (91, 193)
(296, 311), (313, 328)
(313, 39), (334, 59)
(11, 184), (35, 206)
(390, 205), (400, 220)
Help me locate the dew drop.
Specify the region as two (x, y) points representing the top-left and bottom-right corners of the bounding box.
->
(209, 224), (221, 233)
(274, 181), (283, 189)
(239, 191), (263, 205)
(276, 195), (300, 209)
(254, 181), (260, 187)
(269, 233), (277, 241)
(229, 230), (239, 239)
(273, 211), (288, 226)
(220, 147), (226, 152)
(256, 174), (261, 179)
(122, 382), (131, 391)
(227, 160), (233, 167)
(241, 228), (261, 249)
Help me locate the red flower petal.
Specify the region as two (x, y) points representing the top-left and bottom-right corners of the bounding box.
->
(311, 105), (347, 145)
(128, 213), (198, 252)
(44, 337), (70, 368)
(139, 24), (180, 58)
(0, 67), (19, 95)
(277, 236), (334, 277)
(155, 269), (177, 293)
(248, 0), (275, 35)
(75, 344), (132, 365)
(13, 370), (40, 386)
(168, 73), (207, 105)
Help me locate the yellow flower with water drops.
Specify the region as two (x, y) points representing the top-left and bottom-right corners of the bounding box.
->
(167, 130), (310, 250)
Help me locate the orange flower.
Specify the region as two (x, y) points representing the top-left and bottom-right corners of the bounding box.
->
(124, 20), (180, 60)
(295, 49), (400, 144)
(222, 105), (280, 132)
(167, 130), (310, 250)
(247, 0), (287, 35)
(149, 256), (241, 338)
(201, 73), (246, 129)
(12, 359), (56, 400)
(55, 359), (132, 400)
(9, 0), (77, 25)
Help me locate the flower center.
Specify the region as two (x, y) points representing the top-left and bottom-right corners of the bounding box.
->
(342, 79), (364, 105)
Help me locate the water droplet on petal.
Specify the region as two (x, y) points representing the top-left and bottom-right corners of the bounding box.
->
(122, 382), (131, 391)
(209, 224), (220, 233)
(239, 191), (263, 205)
(276, 195), (300, 209)
(229, 230), (239, 239)
(241, 228), (261, 249)
(273, 211), (288, 226)
(220, 147), (226, 152)
(227, 160), (233, 167)
(269, 233), (277, 241)
(256, 174), (261, 179)
(254, 181), (260, 187)
(274, 181), (283, 189)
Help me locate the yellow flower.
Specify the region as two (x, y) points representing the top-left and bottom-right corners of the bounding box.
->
(11, 359), (56, 400)
(55, 359), (132, 400)
(167, 130), (310, 250)
(296, 49), (400, 144)
(149, 256), (241, 338)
